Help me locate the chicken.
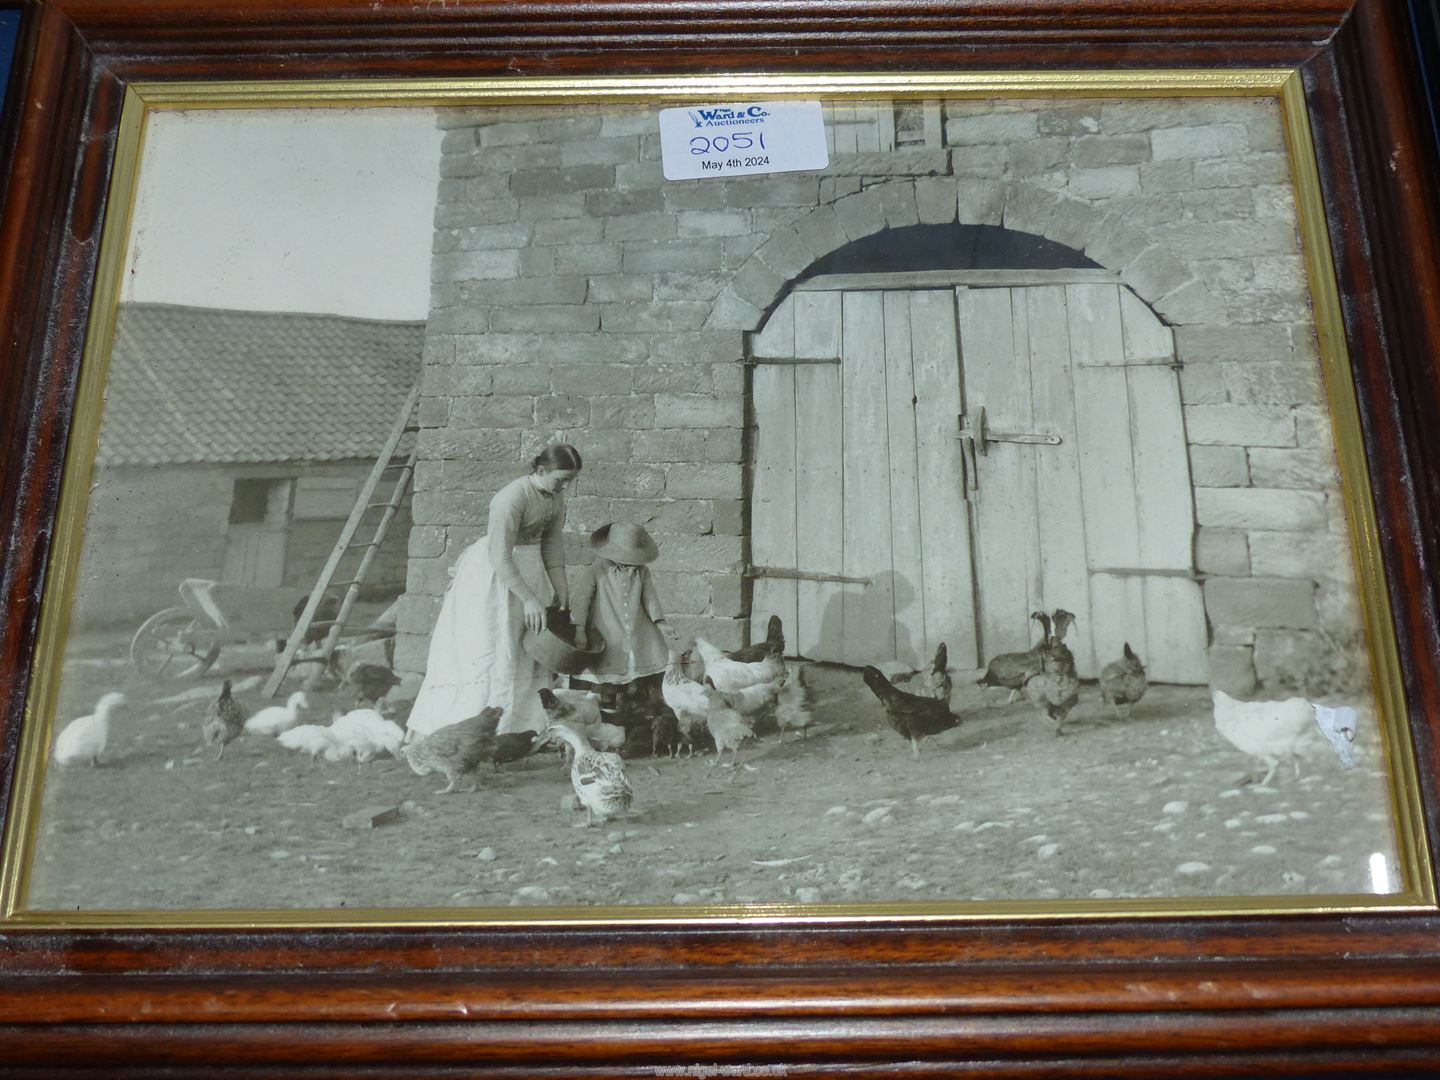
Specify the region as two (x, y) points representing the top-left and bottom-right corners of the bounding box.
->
(702, 681), (755, 766)
(346, 663), (402, 708)
(201, 680), (246, 760)
(541, 722), (633, 826)
(693, 637), (786, 695)
(977, 612), (1052, 702)
(329, 707), (405, 763)
(1212, 689), (1314, 787)
(53, 692), (127, 767)
(920, 642), (952, 703)
(728, 614), (786, 664)
(490, 730), (541, 769)
(277, 724), (341, 764)
(1024, 647), (1082, 735)
(861, 666), (961, 758)
(244, 691), (309, 736)
(650, 711), (681, 757)
(1099, 642), (1147, 718)
(400, 706), (504, 794)
(774, 664), (814, 741)
(662, 650), (709, 755)
(577, 720), (627, 752)
(537, 687), (602, 727)
(276, 593), (342, 652)
(720, 677), (784, 719)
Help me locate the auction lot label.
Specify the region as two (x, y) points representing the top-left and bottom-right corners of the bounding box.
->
(659, 101), (829, 181)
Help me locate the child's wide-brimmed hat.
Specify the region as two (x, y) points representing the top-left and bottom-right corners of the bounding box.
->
(589, 522), (659, 566)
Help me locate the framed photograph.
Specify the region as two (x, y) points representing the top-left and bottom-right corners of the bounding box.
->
(3, 1), (1439, 1074)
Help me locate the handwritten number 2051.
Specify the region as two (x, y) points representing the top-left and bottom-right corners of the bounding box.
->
(690, 131), (767, 155)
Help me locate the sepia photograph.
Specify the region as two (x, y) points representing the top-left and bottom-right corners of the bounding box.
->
(5, 84), (1417, 918)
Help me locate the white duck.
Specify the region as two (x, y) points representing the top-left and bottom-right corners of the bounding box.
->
(542, 722), (633, 827)
(277, 723), (341, 765)
(244, 691), (309, 736)
(53, 692), (127, 766)
(328, 707), (405, 763)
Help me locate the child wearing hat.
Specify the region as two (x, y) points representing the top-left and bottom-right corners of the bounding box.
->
(570, 522), (675, 693)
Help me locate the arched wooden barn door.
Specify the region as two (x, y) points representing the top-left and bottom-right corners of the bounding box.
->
(747, 274), (1209, 684)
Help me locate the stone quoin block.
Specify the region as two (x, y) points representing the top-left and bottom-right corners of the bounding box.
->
(1246, 448), (1337, 489)
(560, 136), (640, 166)
(489, 305), (601, 333)
(452, 222), (533, 251)
(598, 302), (712, 333)
(1203, 576), (1318, 629)
(1066, 165), (1142, 200)
(656, 393), (744, 429)
(1194, 527), (1251, 576)
(1187, 445), (1250, 487)
(1192, 154), (1291, 189)
(1183, 404), (1297, 448)
(531, 218), (605, 246)
(622, 239), (725, 275)
(665, 463), (743, 500)
(944, 111), (1039, 144)
(430, 248), (522, 283)
(1247, 530), (1350, 581)
(586, 275), (653, 303)
(448, 395), (537, 429)
(655, 272), (730, 303)
(653, 535), (744, 573)
(1207, 644), (1257, 697)
(1173, 323), (1294, 366)
(589, 395), (656, 430)
(676, 210), (753, 238)
(1150, 122), (1250, 160)
(490, 365), (553, 395)
(1194, 487), (1326, 531)
(551, 243), (624, 276)
(632, 366), (713, 395)
(603, 212), (678, 242)
(632, 429), (708, 462)
(1070, 134), (1152, 167)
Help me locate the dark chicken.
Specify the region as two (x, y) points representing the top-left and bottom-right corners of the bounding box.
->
(862, 666), (962, 758)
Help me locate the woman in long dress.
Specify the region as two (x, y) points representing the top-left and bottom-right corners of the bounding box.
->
(405, 444), (582, 739)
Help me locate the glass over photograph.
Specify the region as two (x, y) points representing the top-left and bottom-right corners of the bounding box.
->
(6, 86), (1418, 918)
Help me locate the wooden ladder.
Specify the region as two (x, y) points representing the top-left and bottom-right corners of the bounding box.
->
(262, 384), (421, 698)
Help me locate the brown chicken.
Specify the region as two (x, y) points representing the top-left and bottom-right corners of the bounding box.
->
(862, 665), (962, 758)
(400, 706), (503, 794)
(201, 679), (246, 761)
(1099, 642), (1148, 718)
(346, 663), (402, 708)
(1025, 610), (1081, 734)
(977, 612), (1052, 702)
(728, 614), (785, 664)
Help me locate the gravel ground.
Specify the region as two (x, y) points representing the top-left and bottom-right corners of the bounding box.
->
(23, 637), (1402, 914)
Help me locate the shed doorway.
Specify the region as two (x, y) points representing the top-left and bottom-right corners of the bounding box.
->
(746, 270), (1209, 684)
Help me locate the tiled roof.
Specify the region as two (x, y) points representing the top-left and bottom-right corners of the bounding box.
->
(96, 304), (424, 466)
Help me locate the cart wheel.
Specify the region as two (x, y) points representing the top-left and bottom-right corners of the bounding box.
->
(130, 607), (221, 679)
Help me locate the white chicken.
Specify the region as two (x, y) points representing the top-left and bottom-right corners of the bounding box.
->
(774, 664), (814, 741)
(329, 707), (405, 764)
(692, 637), (785, 695)
(244, 691), (309, 736)
(53, 692), (127, 767)
(277, 724), (342, 764)
(701, 681), (754, 767)
(1212, 689), (1314, 787)
(662, 649), (715, 756)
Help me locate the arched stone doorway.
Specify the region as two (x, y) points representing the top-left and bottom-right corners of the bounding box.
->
(745, 226), (1208, 684)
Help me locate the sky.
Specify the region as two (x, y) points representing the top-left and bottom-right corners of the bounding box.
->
(122, 108), (442, 321)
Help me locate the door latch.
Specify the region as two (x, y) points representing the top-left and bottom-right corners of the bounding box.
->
(956, 405), (1063, 496)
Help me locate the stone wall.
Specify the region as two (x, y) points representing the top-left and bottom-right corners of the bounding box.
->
(402, 97), (1365, 694)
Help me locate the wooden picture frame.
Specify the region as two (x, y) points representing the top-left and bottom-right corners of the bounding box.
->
(3, 1), (1440, 1073)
